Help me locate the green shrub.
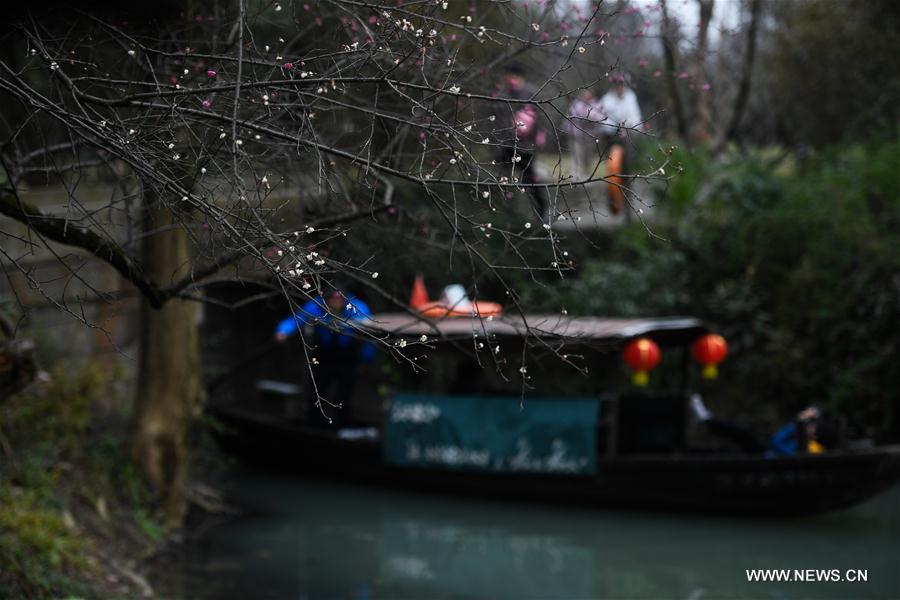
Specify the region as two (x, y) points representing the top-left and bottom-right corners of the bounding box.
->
(532, 138), (900, 438)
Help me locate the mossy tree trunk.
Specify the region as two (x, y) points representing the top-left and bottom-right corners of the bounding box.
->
(130, 196), (204, 528)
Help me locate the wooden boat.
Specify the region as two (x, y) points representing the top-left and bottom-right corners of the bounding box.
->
(209, 404), (900, 516)
(201, 288), (900, 516)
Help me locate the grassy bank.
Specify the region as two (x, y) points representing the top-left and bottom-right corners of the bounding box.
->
(0, 362), (161, 599)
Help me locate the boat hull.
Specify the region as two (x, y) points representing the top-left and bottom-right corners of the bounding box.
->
(210, 406), (900, 517)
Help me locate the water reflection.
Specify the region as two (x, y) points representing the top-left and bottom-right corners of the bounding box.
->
(169, 468), (900, 599)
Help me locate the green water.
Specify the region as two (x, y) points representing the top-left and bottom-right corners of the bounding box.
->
(165, 468), (900, 599)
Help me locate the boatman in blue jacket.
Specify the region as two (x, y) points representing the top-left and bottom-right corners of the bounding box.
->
(768, 406), (827, 455)
(274, 289), (375, 426)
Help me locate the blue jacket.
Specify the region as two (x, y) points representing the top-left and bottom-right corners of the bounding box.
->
(769, 422), (800, 455)
(275, 295), (376, 362)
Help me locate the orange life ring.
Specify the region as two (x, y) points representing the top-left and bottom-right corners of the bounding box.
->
(607, 145), (625, 215)
(418, 301), (503, 318)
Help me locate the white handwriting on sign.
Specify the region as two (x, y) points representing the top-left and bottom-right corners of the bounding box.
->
(404, 442), (491, 468)
(509, 438), (587, 474)
(403, 437), (588, 473)
(391, 403), (441, 424)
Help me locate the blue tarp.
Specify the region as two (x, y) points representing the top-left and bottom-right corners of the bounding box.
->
(383, 394), (600, 476)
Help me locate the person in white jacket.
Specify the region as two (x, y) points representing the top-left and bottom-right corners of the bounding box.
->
(596, 73), (643, 134)
(595, 73), (643, 214)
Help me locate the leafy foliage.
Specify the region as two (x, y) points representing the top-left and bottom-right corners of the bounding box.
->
(762, 0), (900, 147)
(523, 138), (900, 438)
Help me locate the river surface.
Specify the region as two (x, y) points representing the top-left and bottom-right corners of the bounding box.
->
(163, 466), (900, 600)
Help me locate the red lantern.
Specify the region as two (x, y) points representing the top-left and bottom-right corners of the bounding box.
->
(692, 333), (728, 379)
(623, 338), (661, 387)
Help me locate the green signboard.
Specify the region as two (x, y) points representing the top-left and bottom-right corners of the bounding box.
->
(383, 394), (599, 476)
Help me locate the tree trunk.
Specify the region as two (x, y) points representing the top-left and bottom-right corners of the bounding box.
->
(691, 0), (715, 143)
(660, 0), (690, 141)
(721, 0), (762, 146)
(130, 196), (203, 528)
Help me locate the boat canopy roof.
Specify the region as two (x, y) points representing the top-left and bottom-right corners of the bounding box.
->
(362, 313), (710, 345)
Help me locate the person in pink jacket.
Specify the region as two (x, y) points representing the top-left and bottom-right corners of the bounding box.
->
(498, 64), (549, 221)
